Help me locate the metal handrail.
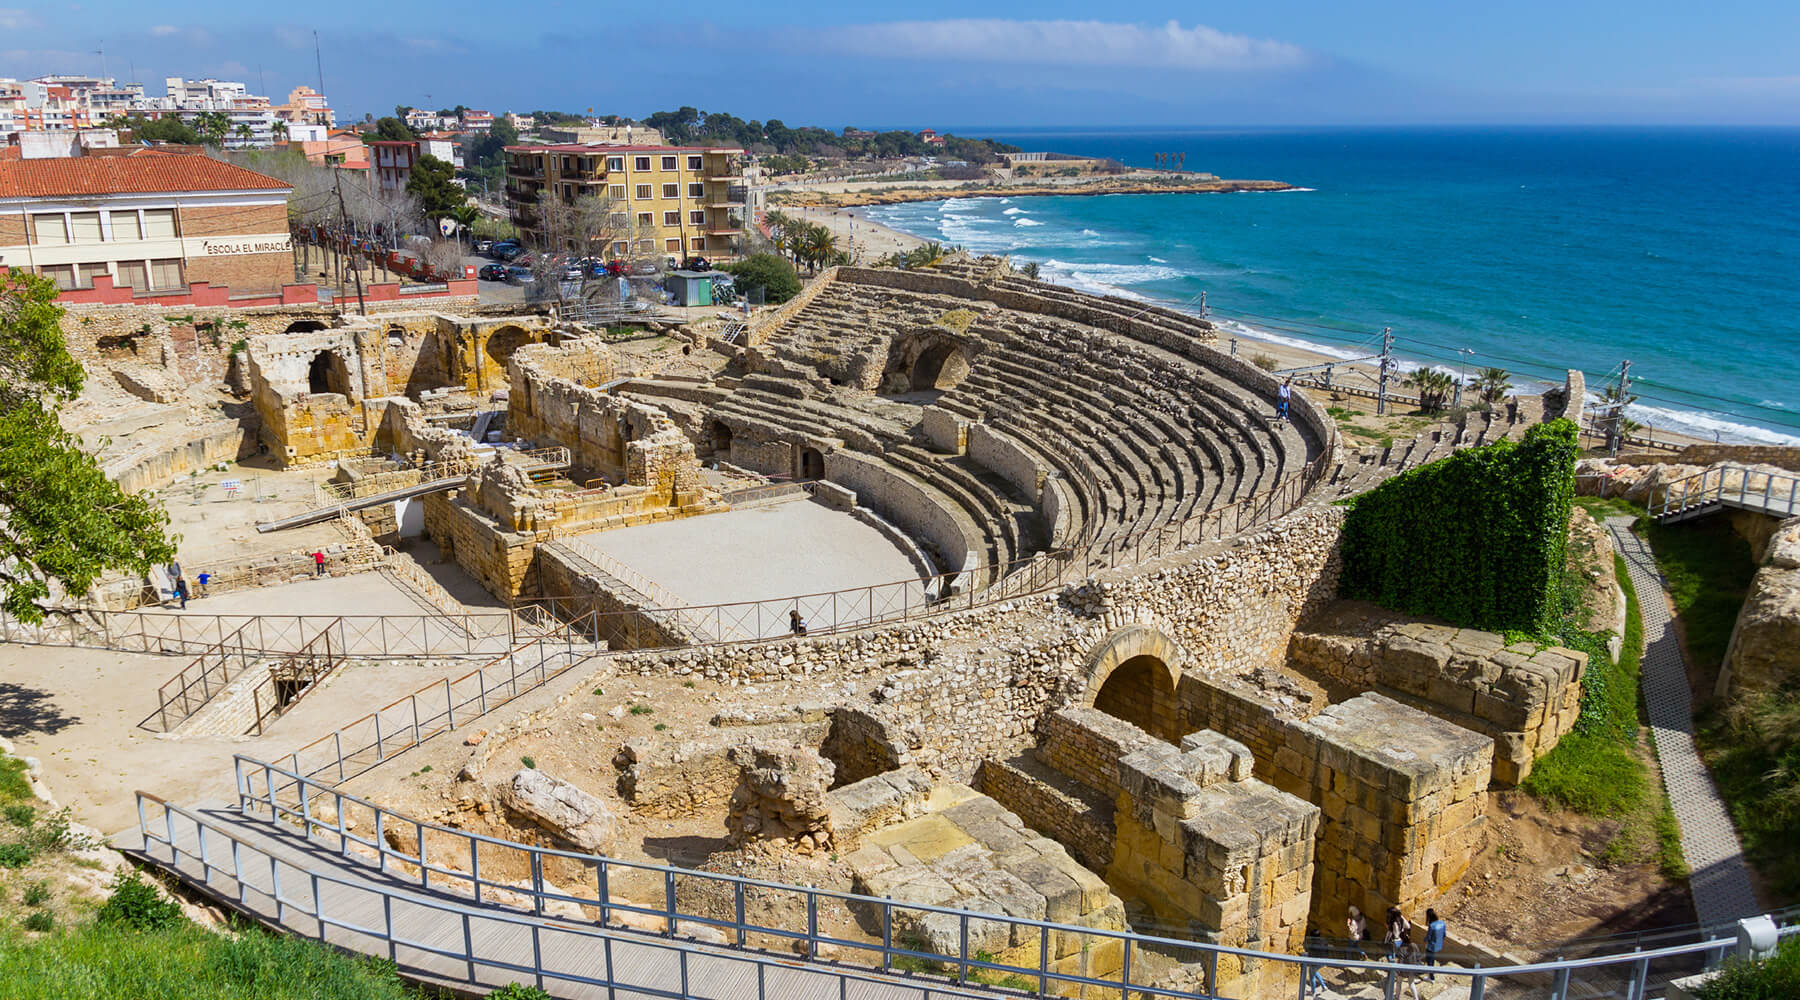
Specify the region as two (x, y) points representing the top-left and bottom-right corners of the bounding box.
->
(1651, 463), (1800, 520)
(186, 769), (1791, 1000)
(141, 622), (261, 732)
(250, 622), (345, 736)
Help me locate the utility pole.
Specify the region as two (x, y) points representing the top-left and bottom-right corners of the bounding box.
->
(1454, 347), (1473, 407)
(1376, 327), (1394, 416)
(332, 171), (366, 316)
(1199, 290), (1208, 321)
(1609, 359), (1632, 454)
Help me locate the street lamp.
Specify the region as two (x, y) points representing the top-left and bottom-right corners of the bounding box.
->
(1455, 347), (1474, 406)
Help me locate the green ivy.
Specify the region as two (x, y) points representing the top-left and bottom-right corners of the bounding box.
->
(1337, 419), (1579, 633)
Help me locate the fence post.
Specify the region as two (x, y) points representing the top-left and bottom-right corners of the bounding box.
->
(409, 694), (421, 747)
(462, 911), (475, 983)
(417, 825), (428, 887)
(664, 868), (677, 937)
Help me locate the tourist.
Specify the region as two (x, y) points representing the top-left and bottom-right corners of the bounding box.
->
(196, 571), (211, 598)
(312, 549), (326, 577)
(1302, 926), (1331, 996)
(1423, 909), (1447, 979)
(1345, 904), (1370, 960)
(789, 609), (807, 636)
(1277, 378), (1292, 422)
(1384, 906), (1411, 962)
(1397, 928), (1425, 1000)
(173, 576), (189, 610)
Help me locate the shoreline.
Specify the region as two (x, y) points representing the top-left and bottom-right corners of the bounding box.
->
(776, 177), (1293, 210)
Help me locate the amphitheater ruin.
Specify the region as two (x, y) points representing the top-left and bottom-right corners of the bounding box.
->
(12, 253), (1677, 999)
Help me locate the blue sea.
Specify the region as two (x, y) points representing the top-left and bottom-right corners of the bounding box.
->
(862, 128), (1800, 444)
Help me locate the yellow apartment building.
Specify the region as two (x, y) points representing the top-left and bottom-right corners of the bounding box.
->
(503, 144), (745, 260)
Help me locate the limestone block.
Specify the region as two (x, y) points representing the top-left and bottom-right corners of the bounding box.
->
(500, 768), (616, 854)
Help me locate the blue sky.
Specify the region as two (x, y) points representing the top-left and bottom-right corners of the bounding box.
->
(6, 1), (1799, 127)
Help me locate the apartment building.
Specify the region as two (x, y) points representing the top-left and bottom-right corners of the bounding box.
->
(370, 136), (460, 196)
(503, 144), (746, 259)
(0, 150), (293, 294)
(275, 86), (335, 128)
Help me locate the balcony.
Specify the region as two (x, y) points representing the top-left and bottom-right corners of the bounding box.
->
(704, 216), (745, 236)
(706, 184), (749, 207)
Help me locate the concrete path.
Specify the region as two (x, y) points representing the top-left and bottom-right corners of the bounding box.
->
(1606, 517), (1762, 929)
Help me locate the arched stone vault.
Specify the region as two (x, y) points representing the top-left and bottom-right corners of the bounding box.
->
(1082, 625), (1186, 742)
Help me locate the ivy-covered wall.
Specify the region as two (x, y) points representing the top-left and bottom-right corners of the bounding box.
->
(1337, 419), (1579, 633)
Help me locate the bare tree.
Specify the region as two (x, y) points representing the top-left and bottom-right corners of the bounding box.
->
(418, 238), (466, 281)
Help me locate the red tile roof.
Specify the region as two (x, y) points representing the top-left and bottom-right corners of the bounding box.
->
(0, 153), (292, 198)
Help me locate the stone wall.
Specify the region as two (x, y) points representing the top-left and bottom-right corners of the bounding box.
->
(967, 423), (1045, 500)
(974, 756), (1116, 873)
(1720, 515), (1800, 697)
(1287, 618), (1586, 785)
(614, 719), (831, 819)
(1617, 444), (1800, 473)
(823, 450), (981, 589)
(103, 418), (250, 494)
(536, 542), (698, 649)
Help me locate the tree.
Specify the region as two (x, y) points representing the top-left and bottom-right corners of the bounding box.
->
(725, 253), (801, 304)
(191, 111), (232, 146)
(105, 114), (199, 144)
(367, 116), (415, 142)
(233, 122), (253, 145)
(406, 155), (467, 224)
(1475, 367), (1514, 405)
(272, 120), (289, 143)
(0, 272), (175, 622)
(1404, 368), (1455, 414)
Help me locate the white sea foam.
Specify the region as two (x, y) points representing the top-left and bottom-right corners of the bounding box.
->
(1148, 255), (1167, 263)
(1082, 229), (1102, 237)
(1002, 207), (1024, 216)
(1014, 218), (1044, 227)
(937, 199), (972, 213)
(1625, 403), (1800, 447)
(1278, 187), (1317, 193)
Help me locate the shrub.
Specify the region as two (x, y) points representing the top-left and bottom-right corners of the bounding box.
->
(1337, 419), (1578, 633)
(519, 756), (536, 770)
(1696, 934), (1800, 999)
(725, 253), (801, 304)
(0, 843), (33, 868)
(22, 881), (49, 907)
(4, 804), (36, 827)
(22, 911), (52, 932)
(487, 985), (553, 1000)
(96, 869), (184, 930)
(1250, 353), (1278, 371)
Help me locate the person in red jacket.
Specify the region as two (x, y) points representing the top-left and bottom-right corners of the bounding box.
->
(312, 550), (326, 577)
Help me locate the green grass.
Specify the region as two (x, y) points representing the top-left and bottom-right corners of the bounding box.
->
(0, 756), (31, 804)
(1699, 690), (1800, 901)
(0, 921), (426, 999)
(1572, 495), (1642, 521)
(1640, 516), (1757, 675)
(1525, 551), (1686, 876)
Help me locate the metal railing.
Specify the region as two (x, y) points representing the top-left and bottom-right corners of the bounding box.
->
(279, 640), (597, 785)
(250, 623), (346, 736)
(136, 793), (1016, 1000)
(1651, 463), (1800, 520)
(204, 759), (1798, 1000)
(142, 623), (261, 732)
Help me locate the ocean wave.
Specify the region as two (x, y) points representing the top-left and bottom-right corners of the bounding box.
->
(937, 199), (973, 213)
(1148, 255), (1168, 263)
(1002, 207), (1024, 216)
(1014, 218), (1044, 228)
(1278, 187), (1317, 193)
(1625, 403), (1800, 447)
(1213, 319), (1365, 362)
(1081, 229), (1102, 237)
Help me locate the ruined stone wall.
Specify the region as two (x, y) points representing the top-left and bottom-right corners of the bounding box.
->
(1616, 444), (1800, 473)
(823, 450), (981, 586)
(920, 406), (967, 455)
(968, 423), (1045, 500)
(423, 491), (536, 598)
(974, 757), (1116, 873)
(535, 542), (697, 649)
(1038, 705), (1156, 801)
(1720, 515), (1800, 697)
(103, 418), (250, 494)
(743, 266), (841, 349)
(1288, 621), (1586, 785)
(820, 706), (910, 787)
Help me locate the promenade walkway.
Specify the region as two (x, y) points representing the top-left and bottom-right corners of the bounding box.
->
(1607, 518), (1762, 929)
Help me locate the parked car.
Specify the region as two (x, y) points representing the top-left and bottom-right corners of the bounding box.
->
(491, 243), (525, 261)
(630, 260), (661, 276)
(477, 263), (510, 282)
(505, 266), (536, 285)
(679, 256), (712, 272)
(473, 239), (495, 254)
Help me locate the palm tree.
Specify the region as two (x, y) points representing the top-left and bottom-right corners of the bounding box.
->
(450, 204), (480, 253)
(801, 224), (836, 273)
(1404, 369), (1455, 414)
(234, 122), (253, 146)
(272, 120), (289, 144)
(1475, 367), (1514, 404)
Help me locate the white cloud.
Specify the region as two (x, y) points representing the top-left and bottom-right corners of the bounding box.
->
(150, 24), (178, 36)
(0, 8), (35, 29)
(815, 19), (1310, 72)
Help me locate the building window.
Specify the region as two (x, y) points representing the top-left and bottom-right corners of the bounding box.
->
(637, 212), (653, 226)
(688, 156), (703, 171)
(687, 183), (704, 198)
(68, 212), (103, 243)
(664, 237), (680, 252)
(635, 184), (652, 199)
(149, 258), (183, 290)
(77, 262), (109, 288)
(663, 211), (679, 226)
(609, 184), (625, 199)
(30, 214), (67, 244)
(634, 156), (651, 171)
(611, 241), (627, 256)
(110, 211), (143, 241)
(142, 209), (178, 239)
(661, 183), (678, 198)
(607, 156), (623, 171)
(660, 155), (677, 171)
(116, 260), (148, 288)
(37, 264), (75, 289)
(636, 238), (655, 253)
(691, 236), (705, 250)
(689, 210), (705, 225)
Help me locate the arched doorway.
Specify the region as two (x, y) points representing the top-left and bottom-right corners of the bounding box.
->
(283, 320), (327, 335)
(307, 350), (352, 397)
(910, 342), (970, 392)
(800, 447), (824, 480)
(1083, 626), (1185, 742)
(708, 420), (734, 460)
(485, 325), (533, 371)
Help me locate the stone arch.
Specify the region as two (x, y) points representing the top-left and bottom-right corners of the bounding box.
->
(485, 325), (533, 370)
(1083, 625), (1185, 742)
(708, 420), (734, 459)
(283, 319), (328, 335)
(800, 447), (824, 481)
(307, 349), (353, 398)
(909, 341), (971, 392)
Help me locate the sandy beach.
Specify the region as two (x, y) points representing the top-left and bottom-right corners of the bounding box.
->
(778, 203), (926, 264)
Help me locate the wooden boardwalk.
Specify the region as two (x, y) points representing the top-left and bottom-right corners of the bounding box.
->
(132, 799), (1003, 1000)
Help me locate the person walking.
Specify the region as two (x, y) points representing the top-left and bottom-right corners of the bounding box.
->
(196, 571), (211, 598)
(1277, 378), (1293, 422)
(1423, 908), (1447, 980)
(173, 576), (189, 610)
(789, 609), (807, 636)
(1384, 906), (1411, 962)
(1396, 928), (1425, 1000)
(1345, 905), (1370, 961)
(1302, 926), (1332, 997)
(312, 550), (326, 577)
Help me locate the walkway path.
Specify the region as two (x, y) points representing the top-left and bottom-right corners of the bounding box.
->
(133, 798), (1008, 1000)
(1607, 517), (1762, 929)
